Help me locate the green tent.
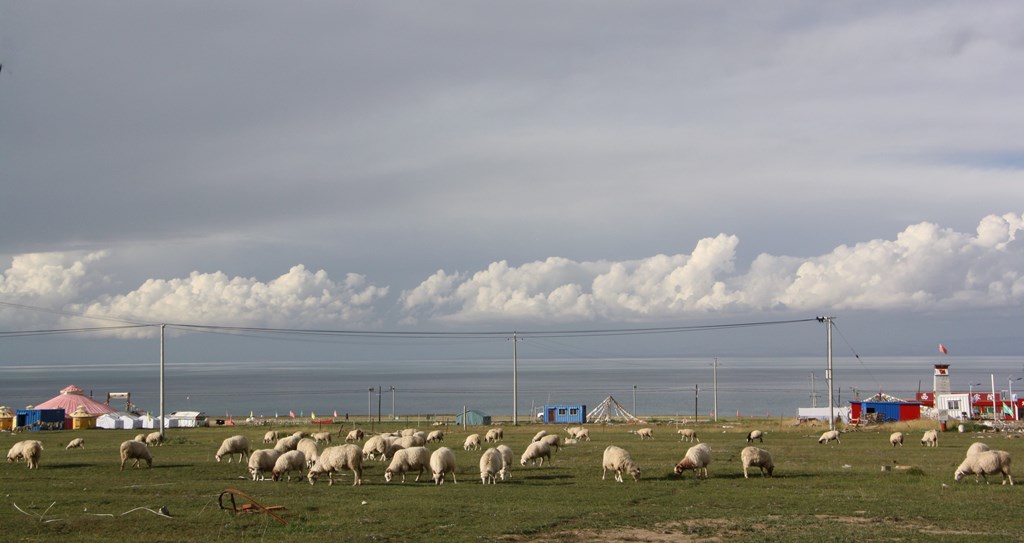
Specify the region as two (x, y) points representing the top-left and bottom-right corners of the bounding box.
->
(454, 410), (491, 426)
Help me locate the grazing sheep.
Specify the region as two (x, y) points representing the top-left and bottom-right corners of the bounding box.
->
(430, 447), (458, 485)
(247, 449), (282, 481)
(677, 428), (699, 442)
(382, 441), (405, 461)
(119, 440), (152, 471)
(400, 428), (418, 437)
(463, 434), (482, 451)
(564, 438), (579, 445)
(967, 442), (991, 457)
(363, 435), (390, 460)
(565, 426), (583, 438)
(65, 438), (85, 450)
(384, 446), (431, 483)
(145, 431), (164, 447)
(574, 428), (591, 441)
(889, 432), (904, 448)
(308, 444), (363, 486)
(674, 443), (713, 479)
(479, 447), (502, 484)
(746, 430), (764, 443)
(296, 438), (321, 468)
(412, 431), (428, 443)
(397, 434), (426, 448)
(531, 430), (548, 442)
(817, 430), (841, 444)
(292, 431), (309, 439)
(8, 440), (44, 469)
(496, 444), (514, 480)
(520, 441), (552, 467)
(485, 428), (504, 442)
(632, 428), (654, 440)
(134, 433), (146, 442)
(274, 435), (302, 453)
(426, 430), (445, 443)
(263, 430), (280, 444)
(345, 428), (364, 443)
(312, 432), (332, 445)
(955, 450), (1013, 485)
(921, 430), (938, 447)
(540, 434), (561, 452)
(271, 450), (307, 482)
(602, 445), (641, 483)
(740, 446), (774, 478)
(215, 435), (251, 463)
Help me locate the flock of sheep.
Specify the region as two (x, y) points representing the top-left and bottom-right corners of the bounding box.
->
(4, 424), (1015, 486)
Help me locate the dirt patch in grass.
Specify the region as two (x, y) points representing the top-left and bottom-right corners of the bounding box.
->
(504, 519), (739, 542)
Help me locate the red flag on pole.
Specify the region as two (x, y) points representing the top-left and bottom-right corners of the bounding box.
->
(939, 344), (949, 355)
(289, 410), (296, 418)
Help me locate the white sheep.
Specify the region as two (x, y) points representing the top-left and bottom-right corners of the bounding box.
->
(426, 430), (445, 443)
(312, 431), (332, 445)
(383, 441), (406, 461)
(65, 438), (85, 450)
(674, 443), (713, 479)
(412, 431), (429, 443)
(296, 438), (320, 468)
(677, 428), (699, 442)
(345, 428), (365, 443)
(247, 449), (282, 481)
(602, 445), (641, 483)
(565, 426), (583, 438)
(384, 446), (431, 483)
(746, 430), (764, 443)
(531, 430), (548, 442)
(921, 429), (938, 447)
(817, 430), (841, 444)
(967, 442), (991, 457)
(274, 434), (302, 453)
(632, 428), (654, 440)
(430, 447), (458, 485)
(308, 444), (363, 486)
(145, 431), (164, 447)
(400, 428), (418, 437)
(215, 435), (251, 463)
(8, 440), (44, 469)
(134, 433), (146, 442)
(396, 434), (426, 448)
(362, 435), (390, 460)
(463, 433), (482, 451)
(520, 441), (552, 467)
(496, 444), (514, 480)
(292, 431), (309, 439)
(263, 430), (280, 443)
(271, 450), (306, 482)
(119, 440), (152, 471)
(955, 450), (1013, 485)
(540, 434), (561, 451)
(479, 447), (502, 484)
(485, 428), (504, 442)
(740, 446), (774, 478)
(889, 432), (904, 448)
(574, 428), (591, 441)
(564, 438), (579, 445)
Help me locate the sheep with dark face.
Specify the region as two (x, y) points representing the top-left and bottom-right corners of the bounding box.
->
(674, 443), (712, 479)
(746, 430), (764, 443)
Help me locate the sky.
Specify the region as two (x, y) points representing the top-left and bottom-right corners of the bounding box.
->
(1, 1), (1023, 365)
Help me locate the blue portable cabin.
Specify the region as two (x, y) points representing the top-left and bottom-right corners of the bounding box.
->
(15, 408), (67, 431)
(540, 404), (586, 424)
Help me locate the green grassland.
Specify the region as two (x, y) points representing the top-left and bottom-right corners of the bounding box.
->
(3, 419), (1023, 542)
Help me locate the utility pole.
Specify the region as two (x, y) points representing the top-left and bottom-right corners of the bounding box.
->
(713, 358), (719, 422)
(818, 316), (836, 431)
(632, 385), (637, 416)
(512, 332), (519, 425)
(159, 324), (165, 437)
(390, 386), (396, 420)
(694, 384), (699, 421)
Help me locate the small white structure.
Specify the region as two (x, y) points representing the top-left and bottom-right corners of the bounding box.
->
(934, 394), (972, 421)
(167, 411), (208, 428)
(796, 407), (851, 423)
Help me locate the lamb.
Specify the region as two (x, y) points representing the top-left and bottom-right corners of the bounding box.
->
(247, 449), (282, 480)
(312, 431), (332, 445)
(496, 444), (514, 480)
(531, 430), (548, 442)
(134, 433), (146, 442)
(426, 430), (445, 443)
(345, 428), (365, 443)
(8, 440), (44, 469)
(145, 431), (164, 447)
(677, 428), (699, 442)
(602, 445), (641, 483)
(429, 447), (458, 485)
(119, 440), (152, 471)
(746, 430), (764, 443)
(362, 435), (390, 460)
(271, 450), (307, 482)
(817, 430), (841, 444)
(631, 428), (654, 440)
(565, 426), (583, 438)
(540, 434), (561, 451)
(921, 429), (938, 447)
(889, 432), (904, 448)
(740, 446), (774, 478)
(967, 442), (991, 457)
(215, 435), (251, 463)
(954, 450), (1013, 485)
(520, 441), (552, 467)
(65, 438), (85, 450)
(274, 434), (302, 453)
(463, 433), (482, 451)
(485, 428), (504, 442)
(263, 430), (280, 443)
(308, 444), (363, 486)
(296, 438), (321, 468)
(384, 446), (431, 483)
(479, 447), (502, 484)
(573, 428), (591, 441)
(674, 443), (713, 479)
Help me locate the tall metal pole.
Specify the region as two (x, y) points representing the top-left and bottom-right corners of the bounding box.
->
(694, 384), (699, 421)
(159, 324), (165, 436)
(826, 317), (835, 430)
(377, 385), (382, 423)
(632, 385), (637, 416)
(713, 358), (719, 422)
(390, 386), (396, 420)
(512, 331), (519, 426)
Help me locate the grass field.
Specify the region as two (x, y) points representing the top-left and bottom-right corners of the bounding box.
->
(3, 418), (1023, 542)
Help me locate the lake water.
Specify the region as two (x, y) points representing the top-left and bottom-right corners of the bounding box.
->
(2, 356), (1022, 421)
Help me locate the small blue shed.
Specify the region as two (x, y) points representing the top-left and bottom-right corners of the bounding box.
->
(15, 408), (66, 431)
(540, 404), (586, 424)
